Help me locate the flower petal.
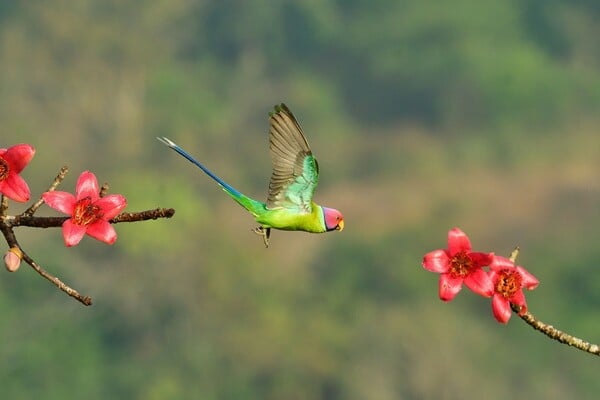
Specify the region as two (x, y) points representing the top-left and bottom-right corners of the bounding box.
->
(95, 194), (127, 220)
(0, 173), (31, 202)
(62, 219), (87, 247)
(86, 220), (117, 244)
(469, 251), (494, 268)
(488, 269), (498, 283)
(489, 255), (514, 271)
(42, 191), (76, 215)
(75, 171), (100, 201)
(464, 268), (494, 297)
(422, 249), (450, 273)
(492, 294), (512, 323)
(516, 266), (539, 290)
(4, 249), (22, 272)
(439, 273), (463, 301)
(509, 289), (528, 314)
(3, 144), (35, 173)
(447, 228), (471, 255)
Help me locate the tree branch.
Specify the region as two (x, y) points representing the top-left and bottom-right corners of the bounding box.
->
(512, 304), (600, 356)
(1, 216), (93, 305)
(22, 165), (69, 217)
(1, 166), (176, 306)
(8, 208), (175, 228)
(509, 246), (599, 357)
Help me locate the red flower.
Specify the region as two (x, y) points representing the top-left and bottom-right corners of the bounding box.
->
(42, 171), (127, 247)
(0, 144), (35, 202)
(423, 227), (494, 301)
(489, 256), (539, 324)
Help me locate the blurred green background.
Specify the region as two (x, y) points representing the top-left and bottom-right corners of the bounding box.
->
(1, 0), (599, 399)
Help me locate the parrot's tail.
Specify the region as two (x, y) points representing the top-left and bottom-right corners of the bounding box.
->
(157, 137), (265, 216)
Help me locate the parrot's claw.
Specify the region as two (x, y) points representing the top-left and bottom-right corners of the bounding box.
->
(253, 226), (271, 248)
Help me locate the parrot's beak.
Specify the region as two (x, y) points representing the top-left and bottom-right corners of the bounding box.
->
(336, 219), (344, 231)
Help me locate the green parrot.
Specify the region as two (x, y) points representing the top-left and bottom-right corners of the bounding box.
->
(158, 103), (344, 247)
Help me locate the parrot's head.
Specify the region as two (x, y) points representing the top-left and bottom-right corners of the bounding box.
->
(322, 207), (344, 232)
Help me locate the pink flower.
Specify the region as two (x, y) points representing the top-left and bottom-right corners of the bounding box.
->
(0, 144), (35, 202)
(42, 171), (127, 247)
(489, 256), (539, 324)
(423, 227), (494, 301)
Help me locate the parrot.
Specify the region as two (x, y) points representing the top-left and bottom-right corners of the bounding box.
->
(157, 103), (344, 247)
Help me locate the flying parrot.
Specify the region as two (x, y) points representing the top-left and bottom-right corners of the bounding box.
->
(157, 103), (344, 247)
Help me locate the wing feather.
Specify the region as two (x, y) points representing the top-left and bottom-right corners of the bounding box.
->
(266, 104), (319, 213)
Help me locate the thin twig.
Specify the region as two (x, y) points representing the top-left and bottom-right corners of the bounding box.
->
(508, 246), (599, 357)
(1, 164), (175, 306)
(99, 182), (109, 198)
(509, 246), (520, 263)
(511, 304), (600, 356)
(110, 208), (176, 223)
(22, 166), (69, 217)
(0, 221), (92, 305)
(10, 208), (175, 228)
(21, 250), (93, 306)
(7, 215), (69, 228)
(0, 194), (8, 216)
(2, 207), (174, 306)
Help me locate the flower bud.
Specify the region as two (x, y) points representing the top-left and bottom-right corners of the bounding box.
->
(4, 247), (23, 272)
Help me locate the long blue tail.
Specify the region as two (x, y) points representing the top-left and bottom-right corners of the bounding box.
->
(157, 137), (243, 198)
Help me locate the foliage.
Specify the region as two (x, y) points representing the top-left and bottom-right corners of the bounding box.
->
(1, 0), (599, 399)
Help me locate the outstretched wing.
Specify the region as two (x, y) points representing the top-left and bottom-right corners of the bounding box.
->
(266, 104), (319, 213)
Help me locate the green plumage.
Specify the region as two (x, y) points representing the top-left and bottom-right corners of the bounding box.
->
(158, 103), (343, 246)
(219, 104), (326, 232)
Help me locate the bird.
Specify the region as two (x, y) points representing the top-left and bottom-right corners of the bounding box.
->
(157, 103), (344, 247)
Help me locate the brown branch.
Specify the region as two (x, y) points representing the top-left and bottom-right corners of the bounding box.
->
(1, 164), (175, 306)
(508, 246), (599, 357)
(2, 207), (174, 305)
(22, 165), (69, 217)
(0, 193), (8, 218)
(110, 208), (175, 223)
(10, 208), (175, 228)
(21, 250), (93, 306)
(99, 182), (109, 198)
(511, 304), (600, 356)
(1, 194), (8, 216)
(0, 220), (92, 305)
(9, 215), (69, 228)
(0, 219), (17, 249)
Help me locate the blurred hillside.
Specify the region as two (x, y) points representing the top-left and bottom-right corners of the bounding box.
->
(1, 1), (599, 399)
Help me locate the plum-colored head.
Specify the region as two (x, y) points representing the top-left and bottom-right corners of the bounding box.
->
(322, 207), (344, 232)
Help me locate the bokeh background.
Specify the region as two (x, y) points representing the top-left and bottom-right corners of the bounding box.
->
(1, 1), (599, 399)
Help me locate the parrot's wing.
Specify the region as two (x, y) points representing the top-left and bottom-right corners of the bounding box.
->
(266, 104), (319, 213)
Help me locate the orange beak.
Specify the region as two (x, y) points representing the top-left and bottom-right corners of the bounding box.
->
(336, 219), (344, 231)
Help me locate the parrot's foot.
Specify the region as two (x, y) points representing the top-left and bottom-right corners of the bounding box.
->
(253, 226), (271, 248)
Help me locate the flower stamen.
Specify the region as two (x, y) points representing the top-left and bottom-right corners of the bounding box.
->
(0, 158), (9, 181)
(495, 269), (522, 298)
(72, 197), (103, 226)
(449, 251), (473, 278)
